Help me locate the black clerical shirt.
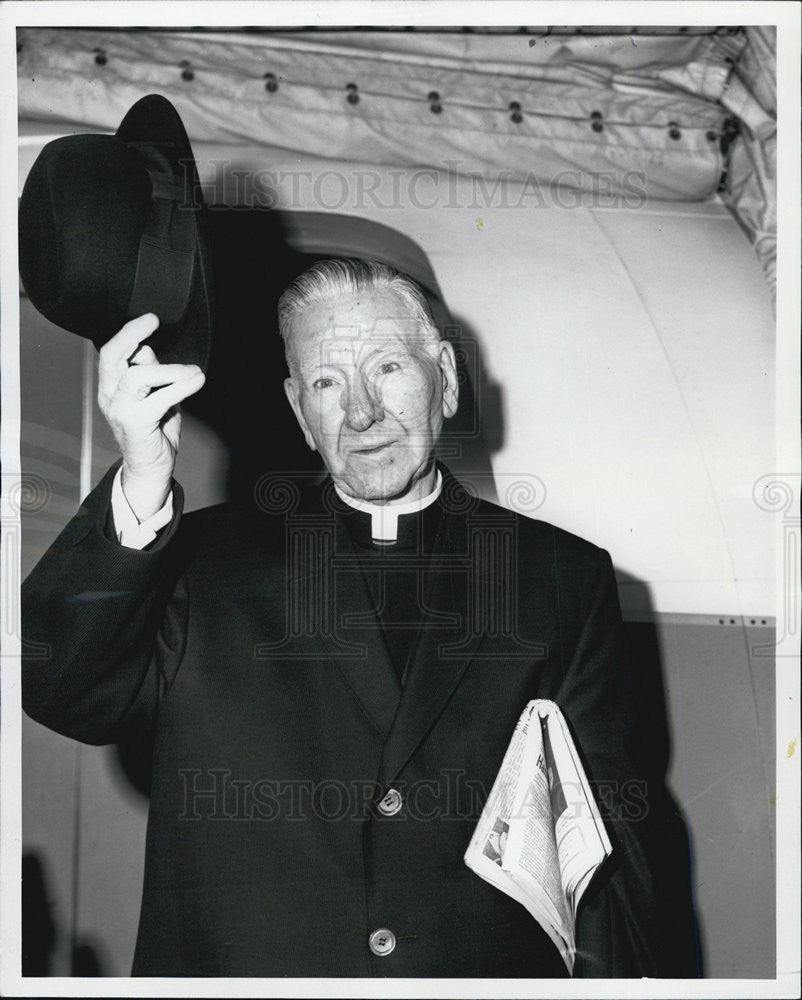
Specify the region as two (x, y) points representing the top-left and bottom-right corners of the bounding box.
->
(336, 495), (443, 684)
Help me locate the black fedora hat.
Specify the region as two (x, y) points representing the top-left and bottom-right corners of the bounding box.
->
(19, 94), (213, 370)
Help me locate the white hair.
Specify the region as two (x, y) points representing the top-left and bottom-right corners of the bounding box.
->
(278, 258), (441, 375)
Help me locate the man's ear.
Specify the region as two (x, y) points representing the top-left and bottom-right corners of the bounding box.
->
(438, 341), (459, 419)
(284, 377), (318, 452)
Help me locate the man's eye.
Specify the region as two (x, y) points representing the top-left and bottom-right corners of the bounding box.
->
(377, 361), (399, 376)
(313, 377), (335, 389)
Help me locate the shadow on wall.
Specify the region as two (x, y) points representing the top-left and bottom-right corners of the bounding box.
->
(449, 314), (505, 458)
(616, 570), (704, 978)
(22, 853), (106, 976)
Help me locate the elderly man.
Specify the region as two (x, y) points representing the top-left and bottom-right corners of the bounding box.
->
(23, 259), (697, 978)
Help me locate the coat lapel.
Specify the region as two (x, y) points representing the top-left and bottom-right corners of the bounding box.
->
(378, 490), (487, 785)
(263, 482), (401, 740)
(324, 518), (402, 738)
(277, 471), (499, 761)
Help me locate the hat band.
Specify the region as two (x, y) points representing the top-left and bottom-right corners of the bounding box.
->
(126, 235), (195, 329)
(126, 143), (197, 329)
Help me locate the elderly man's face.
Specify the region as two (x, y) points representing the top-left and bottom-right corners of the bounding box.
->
(284, 288), (458, 502)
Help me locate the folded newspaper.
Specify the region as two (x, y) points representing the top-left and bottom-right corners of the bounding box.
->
(464, 699), (612, 974)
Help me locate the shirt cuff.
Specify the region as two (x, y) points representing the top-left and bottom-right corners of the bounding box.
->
(110, 467), (175, 549)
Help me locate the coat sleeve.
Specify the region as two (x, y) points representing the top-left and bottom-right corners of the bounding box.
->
(554, 546), (700, 978)
(22, 463), (192, 746)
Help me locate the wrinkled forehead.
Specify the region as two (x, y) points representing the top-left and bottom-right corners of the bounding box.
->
(289, 289), (433, 365)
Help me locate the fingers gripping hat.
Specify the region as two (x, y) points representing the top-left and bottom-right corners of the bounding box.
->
(19, 94), (213, 370)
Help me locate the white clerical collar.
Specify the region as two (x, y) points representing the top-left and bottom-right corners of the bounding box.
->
(335, 469), (443, 544)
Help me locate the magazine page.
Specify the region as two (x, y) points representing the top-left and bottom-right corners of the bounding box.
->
(465, 702), (573, 968)
(463, 710), (541, 920)
(502, 708), (572, 942)
(464, 702), (530, 869)
(542, 706), (613, 918)
(464, 699), (613, 975)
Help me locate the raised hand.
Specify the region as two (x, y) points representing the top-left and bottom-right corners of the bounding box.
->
(97, 313), (205, 521)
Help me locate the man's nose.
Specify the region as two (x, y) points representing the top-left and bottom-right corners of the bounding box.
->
(342, 376), (383, 432)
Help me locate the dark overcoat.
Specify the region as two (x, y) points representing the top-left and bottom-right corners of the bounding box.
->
(22, 463), (698, 977)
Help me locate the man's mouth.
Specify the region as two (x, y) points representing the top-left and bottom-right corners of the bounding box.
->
(352, 441), (396, 455)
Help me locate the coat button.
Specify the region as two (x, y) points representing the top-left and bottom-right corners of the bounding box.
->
(369, 928), (396, 956)
(377, 788), (402, 816)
